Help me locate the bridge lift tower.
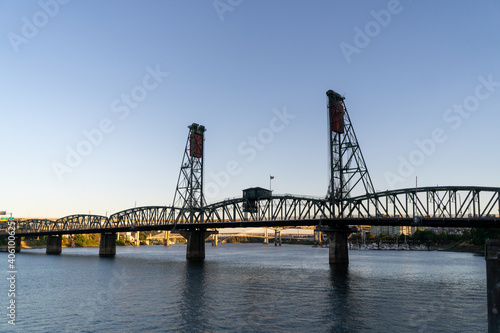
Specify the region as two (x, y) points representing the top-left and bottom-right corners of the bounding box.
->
(172, 123), (216, 260)
(326, 90), (375, 216)
(325, 90), (375, 263)
(173, 123), (206, 223)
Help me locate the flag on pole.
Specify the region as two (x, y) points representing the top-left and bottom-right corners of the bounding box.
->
(270, 176), (274, 180)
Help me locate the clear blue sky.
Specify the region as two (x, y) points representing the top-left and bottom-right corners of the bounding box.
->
(1, 1), (499, 218)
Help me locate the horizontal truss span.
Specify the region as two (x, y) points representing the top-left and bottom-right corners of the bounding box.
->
(15, 215), (108, 234)
(202, 195), (333, 223)
(3, 187), (500, 236)
(344, 186), (500, 219)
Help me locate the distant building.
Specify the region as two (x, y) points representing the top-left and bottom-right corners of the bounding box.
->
(117, 231), (139, 242)
(370, 225), (420, 236)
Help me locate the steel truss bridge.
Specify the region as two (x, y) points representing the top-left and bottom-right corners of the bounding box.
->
(8, 186), (500, 237)
(3, 90), (500, 238)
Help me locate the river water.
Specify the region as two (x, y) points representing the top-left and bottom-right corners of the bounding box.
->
(2, 244), (487, 332)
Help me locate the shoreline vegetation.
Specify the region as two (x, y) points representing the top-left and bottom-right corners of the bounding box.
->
(8, 228), (496, 254)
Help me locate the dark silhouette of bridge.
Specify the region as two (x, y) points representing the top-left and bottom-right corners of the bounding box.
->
(3, 90), (500, 263)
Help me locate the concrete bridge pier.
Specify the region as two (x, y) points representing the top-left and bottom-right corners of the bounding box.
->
(46, 235), (62, 254)
(485, 239), (500, 332)
(99, 232), (116, 257)
(314, 230), (322, 247)
(164, 231), (170, 247)
(179, 229), (218, 261)
(321, 226), (356, 264)
(274, 228), (282, 246)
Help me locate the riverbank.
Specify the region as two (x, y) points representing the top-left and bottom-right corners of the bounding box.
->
(349, 241), (484, 254)
(439, 242), (484, 254)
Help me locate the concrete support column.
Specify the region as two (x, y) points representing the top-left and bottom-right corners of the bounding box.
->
(212, 234), (218, 247)
(314, 230), (322, 247)
(274, 228), (282, 246)
(486, 239), (500, 332)
(263, 227), (269, 245)
(164, 231), (170, 247)
(322, 226), (356, 265)
(179, 229), (218, 261)
(99, 232), (116, 257)
(46, 235), (62, 254)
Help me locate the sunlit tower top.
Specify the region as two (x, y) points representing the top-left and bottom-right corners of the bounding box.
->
(326, 90), (375, 216)
(173, 123), (206, 223)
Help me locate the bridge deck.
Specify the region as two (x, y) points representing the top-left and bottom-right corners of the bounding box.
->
(3, 187), (500, 237)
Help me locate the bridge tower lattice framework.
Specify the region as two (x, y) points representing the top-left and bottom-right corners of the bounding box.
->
(172, 123), (216, 260)
(324, 90), (375, 263)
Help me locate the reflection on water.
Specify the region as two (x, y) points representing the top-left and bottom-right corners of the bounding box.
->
(2, 244), (487, 332)
(328, 265), (358, 332)
(180, 261), (207, 331)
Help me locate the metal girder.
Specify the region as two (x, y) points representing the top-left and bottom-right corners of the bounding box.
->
(344, 186), (500, 219)
(202, 195), (333, 223)
(13, 215), (107, 234)
(108, 206), (178, 228)
(16, 219), (56, 233)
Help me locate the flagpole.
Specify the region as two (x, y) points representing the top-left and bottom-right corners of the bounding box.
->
(270, 175), (272, 192)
